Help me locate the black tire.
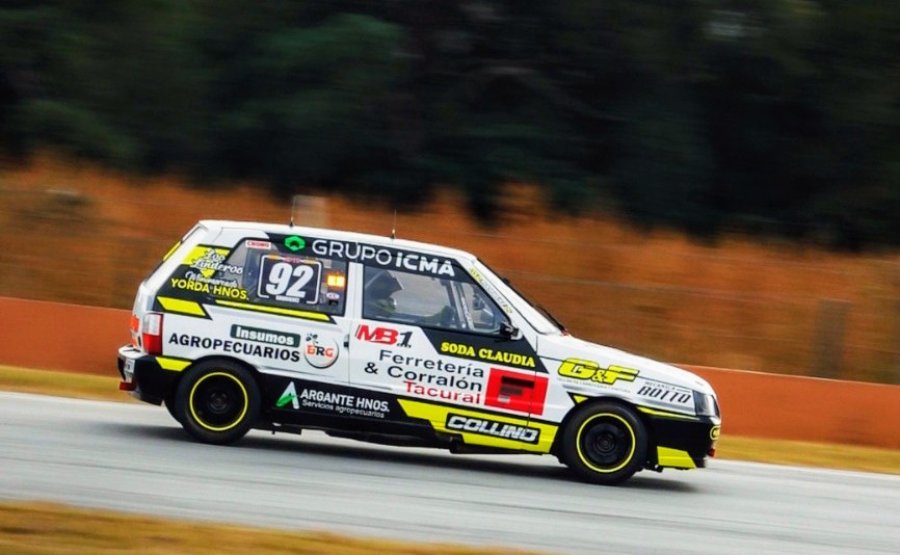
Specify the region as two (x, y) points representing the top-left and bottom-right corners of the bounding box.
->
(163, 392), (181, 423)
(174, 360), (260, 445)
(560, 402), (648, 485)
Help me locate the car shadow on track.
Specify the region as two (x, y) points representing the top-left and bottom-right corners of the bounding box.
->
(104, 421), (699, 493)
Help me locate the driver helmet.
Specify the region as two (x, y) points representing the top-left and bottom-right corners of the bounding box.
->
(365, 270), (403, 312)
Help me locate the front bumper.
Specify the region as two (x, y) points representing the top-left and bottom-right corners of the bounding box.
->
(117, 345), (179, 405)
(642, 410), (721, 469)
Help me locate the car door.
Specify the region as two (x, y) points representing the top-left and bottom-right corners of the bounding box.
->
(348, 261), (550, 439)
(348, 264), (466, 401)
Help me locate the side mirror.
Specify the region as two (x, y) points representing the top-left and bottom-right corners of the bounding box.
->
(499, 321), (520, 340)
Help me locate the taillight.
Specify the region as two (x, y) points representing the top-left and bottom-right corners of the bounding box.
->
(141, 313), (164, 355)
(129, 314), (140, 347)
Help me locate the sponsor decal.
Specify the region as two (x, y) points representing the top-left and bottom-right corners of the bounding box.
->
(325, 291), (341, 301)
(557, 358), (639, 385)
(636, 382), (693, 406)
(303, 333), (339, 368)
(356, 324), (412, 347)
(168, 333), (301, 362)
(246, 240), (272, 250)
(445, 414), (540, 444)
(258, 256), (321, 305)
(484, 368), (548, 415)
(398, 399), (557, 452)
(190, 248), (243, 275)
(308, 238), (455, 277)
(421, 329), (545, 372)
(230, 324), (300, 347)
(183, 270), (239, 288)
(375, 348), (484, 404)
(169, 277), (249, 300)
(284, 236), (306, 252)
(710, 425), (721, 441)
(402, 382), (482, 404)
(276, 382), (389, 418)
(440, 341), (535, 369)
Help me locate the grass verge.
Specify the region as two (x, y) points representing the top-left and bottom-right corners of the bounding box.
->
(0, 501), (535, 555)
(715, 435), (900, 475)
(0, 365), (129, 403)
(1, 365), (898, 474)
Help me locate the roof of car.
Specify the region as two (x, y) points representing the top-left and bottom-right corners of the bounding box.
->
(200, 220), (477, 262)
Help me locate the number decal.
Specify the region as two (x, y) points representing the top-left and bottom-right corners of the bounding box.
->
(258, 256), (321, 304)
(285, 265), (315, 298)
(264, 262), (292, 296)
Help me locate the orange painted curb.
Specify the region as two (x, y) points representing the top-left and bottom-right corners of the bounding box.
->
(2, 296), (898, 448)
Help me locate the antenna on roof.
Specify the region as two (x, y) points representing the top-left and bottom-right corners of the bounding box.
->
(290, 195), (297, 228)
(391, 209), (397, 239)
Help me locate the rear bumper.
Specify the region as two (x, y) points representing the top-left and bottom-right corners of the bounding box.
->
(117, 345), (180, 405)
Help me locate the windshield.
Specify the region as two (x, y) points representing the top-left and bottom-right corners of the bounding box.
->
(473, 259), (564, 335)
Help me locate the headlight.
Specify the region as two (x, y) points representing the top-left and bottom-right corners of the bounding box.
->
(693, 391), (719, 417)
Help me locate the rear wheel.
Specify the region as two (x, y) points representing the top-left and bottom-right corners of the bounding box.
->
(561, 402), (648, 485)
(174, 360), (260, 445)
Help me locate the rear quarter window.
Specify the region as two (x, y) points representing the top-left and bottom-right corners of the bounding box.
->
(156, 237), (348, 317)
(238, 243), (348, 316)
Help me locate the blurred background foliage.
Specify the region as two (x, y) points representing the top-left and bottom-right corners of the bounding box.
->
(0, 0), (898, 248)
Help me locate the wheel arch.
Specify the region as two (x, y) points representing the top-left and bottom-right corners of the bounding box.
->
(166, 355), (261, 405)
(179, 355), (261, 383)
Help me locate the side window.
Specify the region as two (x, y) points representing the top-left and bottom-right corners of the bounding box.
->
(458, 282), (506, 334)
(227, 240), (348, 316)
(362, 264), (506, 333)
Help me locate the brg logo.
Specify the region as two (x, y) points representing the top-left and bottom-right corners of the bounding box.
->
(303, 333), (339, 368)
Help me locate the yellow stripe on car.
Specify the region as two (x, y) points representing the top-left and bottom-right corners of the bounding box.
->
(157, 296), (207, 317)
(161, 240), (182, 262)
(657, 446), (697, 469)
(155, 357), (191, 372)
(214, 300), (331, 322)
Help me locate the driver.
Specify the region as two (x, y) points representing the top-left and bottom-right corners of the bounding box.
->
(363, 270), (403, 319)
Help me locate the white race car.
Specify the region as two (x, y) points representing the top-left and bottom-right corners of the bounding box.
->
(118, 220), (721, 485)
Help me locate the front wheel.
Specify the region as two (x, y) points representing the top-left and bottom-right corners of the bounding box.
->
(560, 402), (648, 485)
(163, 392), (181, 423)
(174, 360), (260, 445)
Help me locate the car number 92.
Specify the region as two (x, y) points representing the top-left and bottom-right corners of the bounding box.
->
(257, 255), (322, 305)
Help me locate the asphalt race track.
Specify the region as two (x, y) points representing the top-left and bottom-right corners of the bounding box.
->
(1, 392), (897, 554)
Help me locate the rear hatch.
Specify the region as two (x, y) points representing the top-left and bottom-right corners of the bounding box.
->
(128, 223), (209, 354)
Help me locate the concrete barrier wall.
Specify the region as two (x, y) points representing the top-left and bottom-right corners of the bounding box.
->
(2, 296), (898, 448)
(682, 365), (899, 448)
(0, 296), (130, 375)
